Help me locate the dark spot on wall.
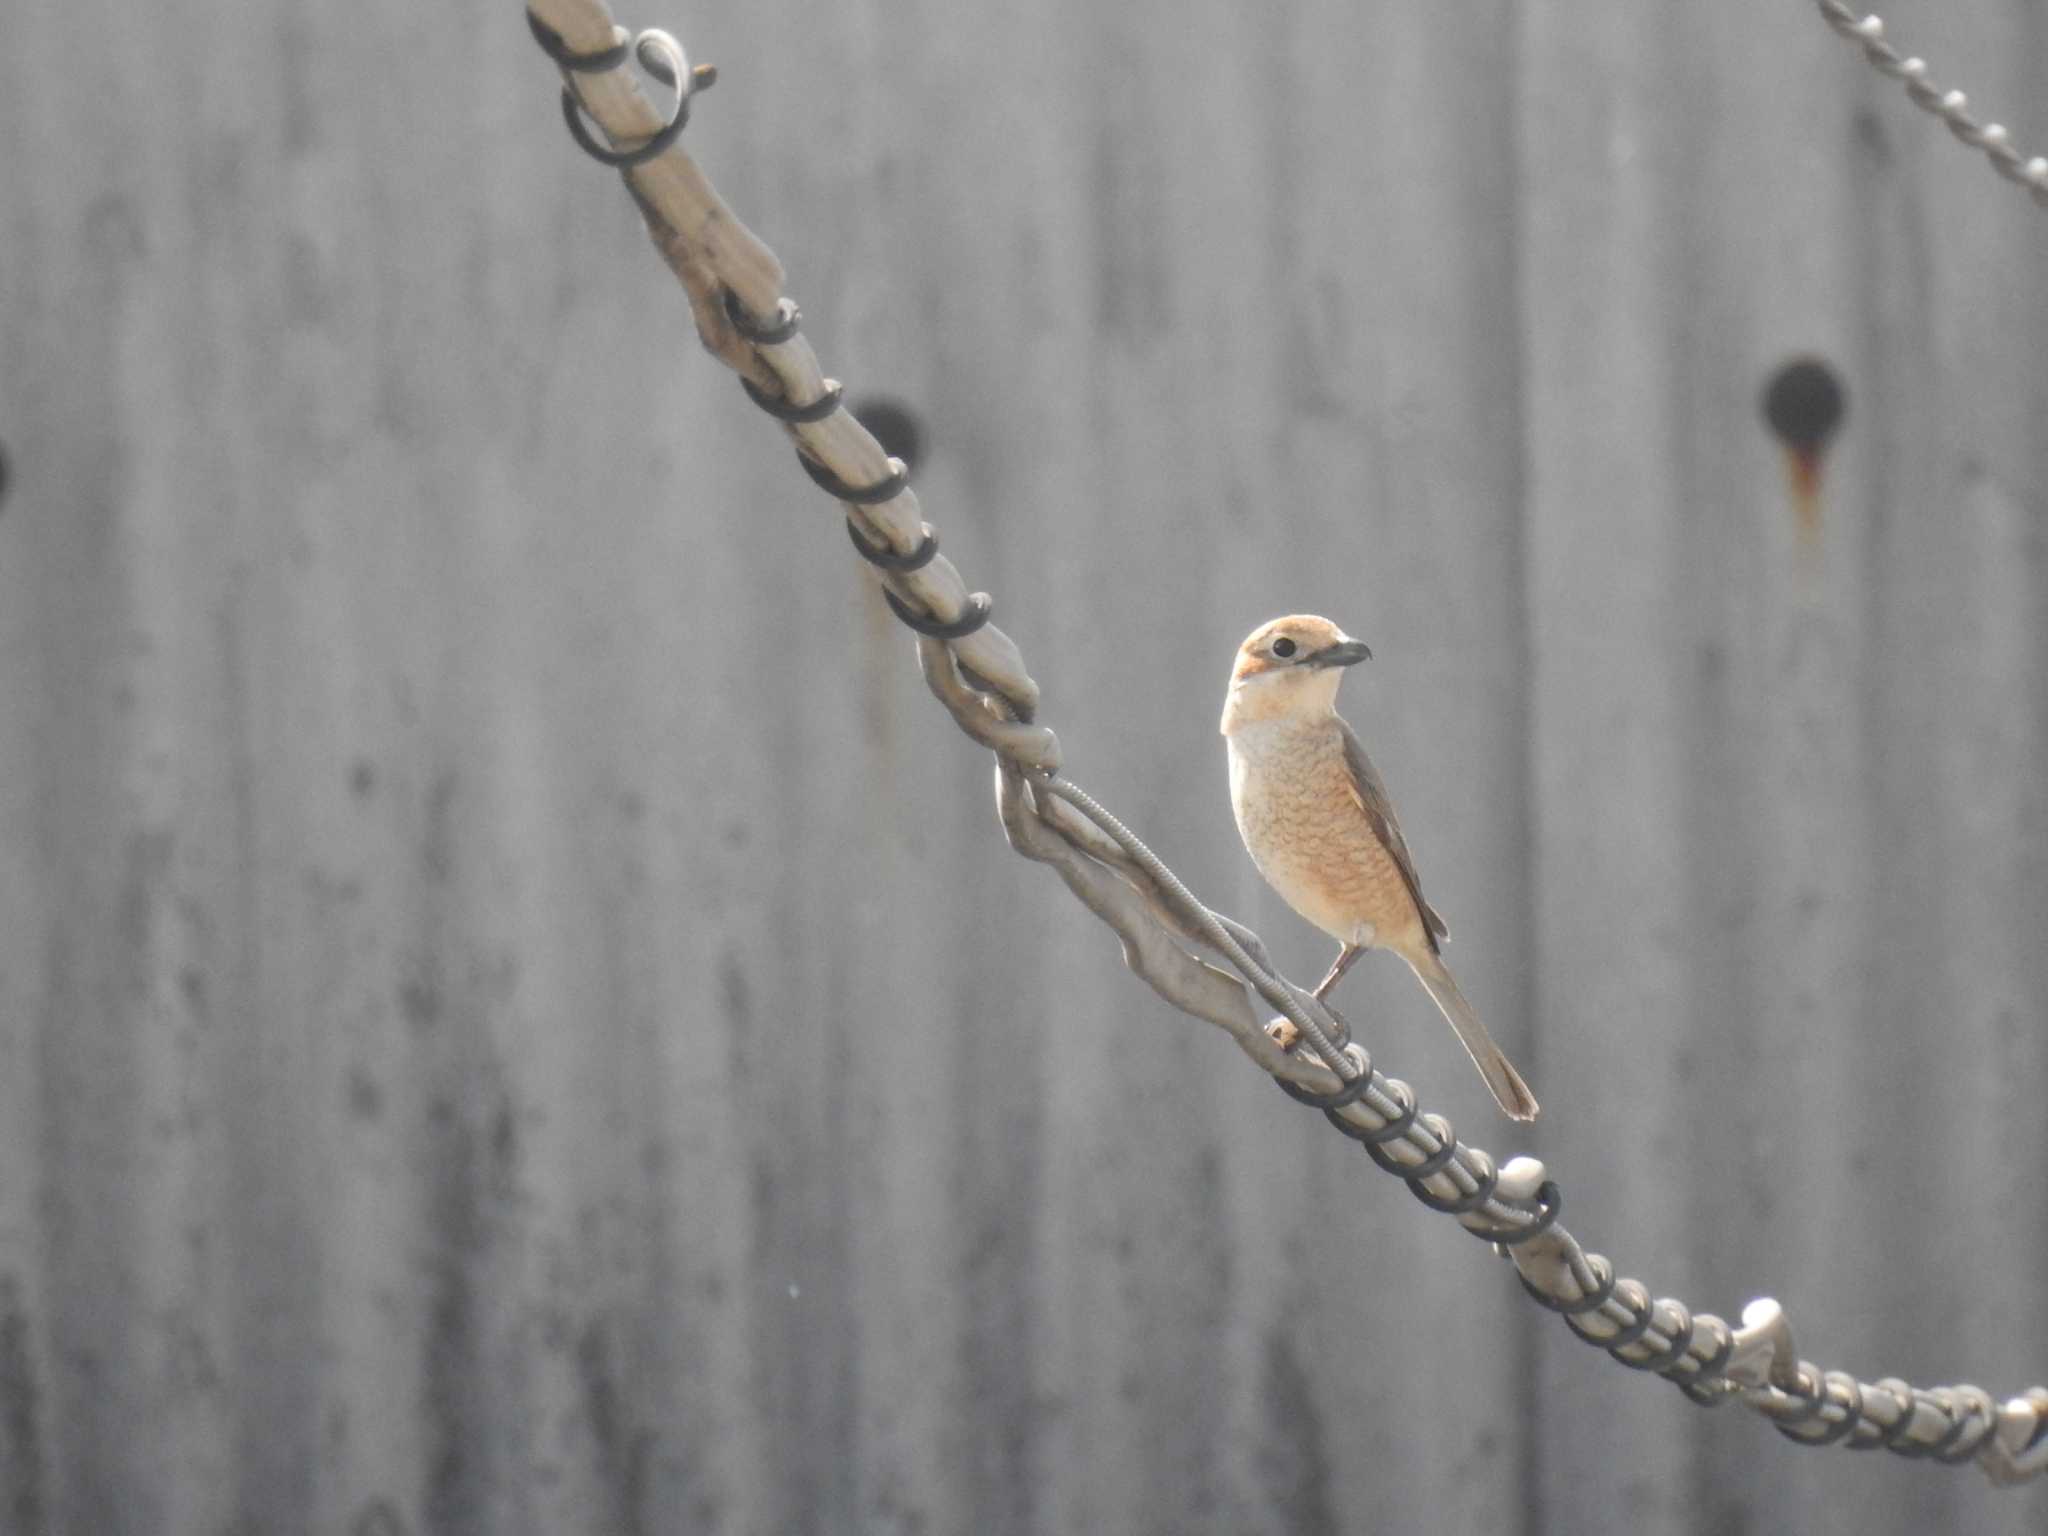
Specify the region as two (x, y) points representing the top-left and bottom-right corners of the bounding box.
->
(1740, 1159), (1778, 1222)
(423, 770), (459, 884)
(399, 967), (442, 1032)
(422, 1110), (481, 1536)
(351, 759), (377, 799)
(577, 1318), (622, 1458)
(348, 1067), (384, 1121)
(161, 1309), (221, 1402)
(489, 1097), (518, 1175)
(617, 789), (645, 824)
(621, 1433), (655, 1536)
(351, 1497), (409, 1536)
(1761, 358), (1846, 452)
(118, 829), (175, 977)
(1281, 296), (1349, 422)
(1762, 359), (1847, 544)
(578, 1318), (655, 1535)
(718, 954), (750, 1028)
(720, 958), (753, 1028)
(718, 953), (752, 1086)
(82, 193), (147, 265)
(0, 1275), (47, 1534)
(849, 398), (926, 472)
(1992, 1005), (2021, 1072)
(283, 232), (334, 327)
(1852, 106), (1891, 165)
(1258, 1325), (1336, 1534)
(0, 442), (10, 513)
(178, 966), (209, 1024)
(305, 868), (365, 908)
(1088, 122), (1170, 339)
(964, 1213), (1009, 1280)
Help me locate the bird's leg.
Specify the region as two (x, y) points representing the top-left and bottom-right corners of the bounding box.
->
(1312, 944), (1365, 1000)
(1268, 947), (1363, 1054)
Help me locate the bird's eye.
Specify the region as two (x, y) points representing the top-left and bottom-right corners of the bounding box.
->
(1271, 637), (1297, 659)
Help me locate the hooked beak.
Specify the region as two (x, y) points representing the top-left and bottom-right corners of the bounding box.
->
(1304, 638), (1372, 669)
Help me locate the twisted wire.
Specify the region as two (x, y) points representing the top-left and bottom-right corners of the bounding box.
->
(1816, 0), (2048, 209)
(1035, 776), (1352, 1074)
(526, 0), (2048, 1485)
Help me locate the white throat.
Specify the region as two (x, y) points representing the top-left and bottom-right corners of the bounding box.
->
(1219, 667), (1343, 736)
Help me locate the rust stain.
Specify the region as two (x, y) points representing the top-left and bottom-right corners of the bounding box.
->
(1761, 358), (1847, 552)
(1783, 444), (1824, 550)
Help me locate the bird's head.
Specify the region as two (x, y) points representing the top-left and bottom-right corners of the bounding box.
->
(1221, 614), (1371, 733)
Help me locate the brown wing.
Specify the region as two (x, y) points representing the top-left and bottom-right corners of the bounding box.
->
(1337, 718), (1450, 951)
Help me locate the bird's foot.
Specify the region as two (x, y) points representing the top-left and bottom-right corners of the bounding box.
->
(1265, 1018), (1301, 1052)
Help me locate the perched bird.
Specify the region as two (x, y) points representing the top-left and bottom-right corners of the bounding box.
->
(1221, 615), (1538, 1121)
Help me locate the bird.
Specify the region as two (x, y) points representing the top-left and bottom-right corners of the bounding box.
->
(1220, 615), (1539, 1121)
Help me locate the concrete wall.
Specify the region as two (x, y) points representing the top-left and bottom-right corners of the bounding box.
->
(0, 1), (2043, 1531)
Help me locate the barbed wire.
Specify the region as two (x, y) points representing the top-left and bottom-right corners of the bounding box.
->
(523, 0), (2048, 1485)
(1815, 0), (2048, 210)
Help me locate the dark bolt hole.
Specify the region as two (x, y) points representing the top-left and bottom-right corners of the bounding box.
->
(851, 398), (925, 473)
(1761, 358), (1847, 451)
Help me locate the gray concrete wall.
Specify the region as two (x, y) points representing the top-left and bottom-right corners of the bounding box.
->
(0, 1), (2044, 1531)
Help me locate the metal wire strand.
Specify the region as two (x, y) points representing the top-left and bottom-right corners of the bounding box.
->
(1815, 0), (2048, 210)
(1034, 776), (1352, 1074)
(526, 0), (2048, 1487)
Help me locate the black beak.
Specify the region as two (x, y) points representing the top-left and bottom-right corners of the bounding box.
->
(1304, 638), (1372, 669)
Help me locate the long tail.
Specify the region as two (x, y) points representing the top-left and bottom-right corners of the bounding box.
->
(1403, 951), (1539, 1122)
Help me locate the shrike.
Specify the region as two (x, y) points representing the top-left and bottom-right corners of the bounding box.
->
(1221, 615), (1538, 1121)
